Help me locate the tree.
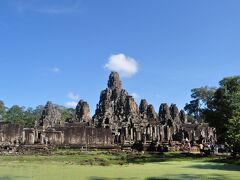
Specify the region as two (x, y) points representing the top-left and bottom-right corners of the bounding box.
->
(226, 110), (240, 147)
(205, 76), (240, 143)
(0, 100), (7, 121)
(24, 107), (39, 127)
(32, 105), (44, 126)
(184, 87), (216, 121)
(185, 76), (240, 144)
(55, 105), (75, 122)
(5, 105), (26, 124)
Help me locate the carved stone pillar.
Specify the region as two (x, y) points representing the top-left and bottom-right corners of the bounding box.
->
(22, 131), (25, 143)
(137, 131), (141, 141)
(156, 126), (160, 142)
(29, 133), (35, 145)
(152, 126), (155, 140)
(143, 132), (146, 144)
(125, 127), (128, 140)
(167, 126), (170, 141)
(150, 126), (152, 139)
(40, 134), (44, 144)
(189, 130), (193, 142)
(130, 128), (133, 140)
(154, 126), (157, 140)
(160, 126), (164, 142)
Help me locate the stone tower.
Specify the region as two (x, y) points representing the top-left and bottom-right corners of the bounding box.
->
(93, 72), (140, 135)
(75, 100), (91, 123)
(37, 101), (61, 129)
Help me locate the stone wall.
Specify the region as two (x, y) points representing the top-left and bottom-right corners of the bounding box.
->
(23, 123), (114, 146)
(0, 72), (217, 149)
(0, 122), (23, 143)
(57, 126), (113, 146)
(23, 128), (35, 144)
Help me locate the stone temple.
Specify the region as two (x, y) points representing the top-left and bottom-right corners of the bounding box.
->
(0, 72), (217, 150)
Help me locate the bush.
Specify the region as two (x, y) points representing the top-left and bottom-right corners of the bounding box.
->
(147, 142), (157, 151)
(132, 141), (144, 152)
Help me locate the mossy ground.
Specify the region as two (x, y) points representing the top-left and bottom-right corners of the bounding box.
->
(0, 150), (239, 180)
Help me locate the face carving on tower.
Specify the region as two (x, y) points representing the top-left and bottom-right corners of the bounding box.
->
(107, 72), (122, 90)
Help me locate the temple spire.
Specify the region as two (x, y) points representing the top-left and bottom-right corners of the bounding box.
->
(107, 71), (122, 90)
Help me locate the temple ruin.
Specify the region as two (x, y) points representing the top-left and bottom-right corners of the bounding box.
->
(0, 72), (217, 150)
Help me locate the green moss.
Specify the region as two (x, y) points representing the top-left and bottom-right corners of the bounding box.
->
(0, 150), (239, 179)
(0, 160), (239, 180)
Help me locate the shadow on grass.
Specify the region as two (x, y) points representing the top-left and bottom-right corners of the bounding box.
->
(0, 175), (30, 180)
(121, 152), (240, 167)
(185, 163), (240, 171)
(146, 173), (227, 180)
(208, 157), (240, 166)
(89, 177), (137, 180)
(89, 173), (227, 180)
(124, 153), (200, 164)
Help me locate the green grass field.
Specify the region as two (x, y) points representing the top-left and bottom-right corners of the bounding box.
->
(0, 150), (239, 180)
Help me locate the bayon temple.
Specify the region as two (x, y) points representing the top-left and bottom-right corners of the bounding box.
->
(0, 72), (217, 150)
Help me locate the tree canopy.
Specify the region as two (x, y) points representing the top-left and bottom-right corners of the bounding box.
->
(184, 86), (216, 121)
(0, 100), (7, 121)
(0, 101), (75, 127)
(185, 76), (240, 145)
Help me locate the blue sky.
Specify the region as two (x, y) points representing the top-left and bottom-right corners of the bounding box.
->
(0, 0), (240, 114)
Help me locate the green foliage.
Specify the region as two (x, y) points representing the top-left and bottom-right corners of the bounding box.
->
(24, 107), (44, 127)
(5, 105), (26, 124)
(0, 151), (239, 180)
(186, 115), (196, 124)
(2, 103), (44, 127)
(132, 141), (144, 151)
(0, 100), (7, 121)
(184, 99), (201, 121)
(191, 86), (216, 102)
(184, 86), (216, 121)
(186, 76), (240, 144)
(57, 106), (75, 122)
(0, 100), (74, 126)
(0, 101), (75, 127)
(206, 76), (240, 143)
(226, 111), (240, 146)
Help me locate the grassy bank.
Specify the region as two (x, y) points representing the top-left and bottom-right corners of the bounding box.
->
(0, 150), (239, 179)
(1, 149), (239, 166)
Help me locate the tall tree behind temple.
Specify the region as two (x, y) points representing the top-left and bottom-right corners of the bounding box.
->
(184, 87), (216, 121)
(5, 105), (26, 124)
(24, 106), (44, 127)
(205, 76), (240, 143)
(2, 104), (44, 127)
(0, 101), (74, 127)
(55, 104), (75, 122)
(185, 76), (240, 144)
(227, 110), (240, 147)
(0, 100), (7, 121)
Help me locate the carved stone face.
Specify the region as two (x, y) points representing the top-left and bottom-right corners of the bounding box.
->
(139, 99), (148, 114)
(129, 100), (137, 113)
(38, 101), (61, 129)
(76, 100), (90, 122)
(107, 72), (122, 90)
(159, 103), (171, 120)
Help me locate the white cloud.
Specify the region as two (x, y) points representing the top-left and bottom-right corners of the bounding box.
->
(65, 101), (78, 108)
(67, 92), (79, 101)
(51, 67), (60, 73)
(105, 53), (138, 77)
(64, 92), (79, 108)
(131, 92), (140, 99)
